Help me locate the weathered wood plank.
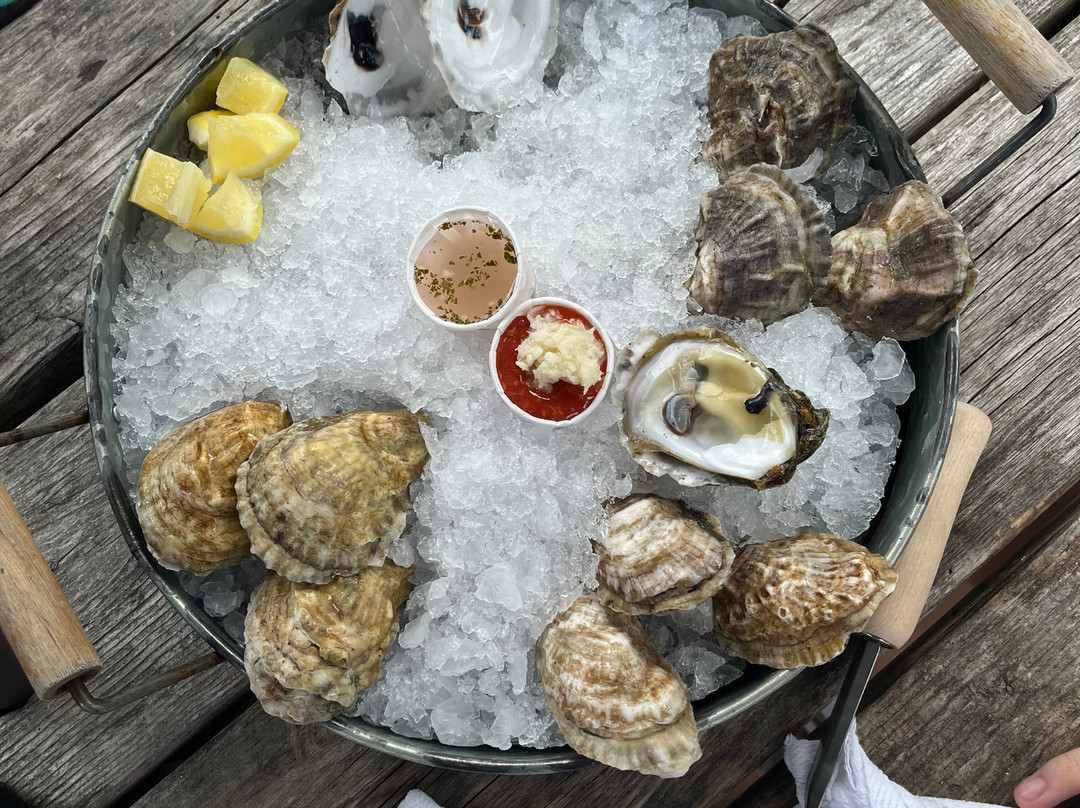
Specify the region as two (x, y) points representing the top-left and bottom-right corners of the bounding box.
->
(0, 383), (250, 808)
(0, 0), (264, 431)
(0, 0), (232, 195)
(789, 0), (1074, 139)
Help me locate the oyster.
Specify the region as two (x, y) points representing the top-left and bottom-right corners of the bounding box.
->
(612, 329), (829, 489)
(686, 164), (831, 323)
(815, 181), (977, 341)
(245, 563), (414, 723)
(236, 410), (429, 584)
(136, 402), (292, 575)
(704, 25), (857, 176)
(596, 496), (734, 615)
(536, 594), (701, 777)
(712, 534), (897, 669)
(421, 0), (558, 113)
(323, 0), (449, 117)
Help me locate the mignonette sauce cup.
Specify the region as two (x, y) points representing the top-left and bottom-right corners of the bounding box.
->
(406, 206), (535, 332)
(488, 296), (615, 428)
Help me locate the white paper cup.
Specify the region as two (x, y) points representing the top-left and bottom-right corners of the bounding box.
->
(406, 206), (534, 332)
(488, 296), (615, 427)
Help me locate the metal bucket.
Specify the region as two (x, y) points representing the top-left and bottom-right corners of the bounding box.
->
(84, 0), (957, 773)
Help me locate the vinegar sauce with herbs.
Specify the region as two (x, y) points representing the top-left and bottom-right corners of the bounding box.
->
(413, 220), (518, 325)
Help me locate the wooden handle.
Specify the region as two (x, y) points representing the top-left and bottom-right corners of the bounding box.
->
(865, 403), (992, 649)
(0, 480), (101, 699)
(921, 0), (1074, 113)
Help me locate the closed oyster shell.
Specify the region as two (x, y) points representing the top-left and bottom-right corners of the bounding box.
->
(704, 25), (858, 176)
(613, 329), (829, 490)
(815, 181), (977, 341)
(537, 594), (701, 777)
(596, 496), (734, 615)
(236, 410), (429, 584)
(686, 164), (831, 323)
(136, 402), (292, 575)
(712, 534), (897, 668)
(244, 563), (413, 724)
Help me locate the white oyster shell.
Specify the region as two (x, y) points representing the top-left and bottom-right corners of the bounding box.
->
(536, 594), (701, 777)
(421, 0), (559, 113)
(596, 496), (734, 615)
(323, 0), (450, 117)
(612, 329), (829, 490)
(244, 564), (413, 724)
(236, 410), (429, 584)
(136, 402), (292, 575)
(712, 534), (897, 668)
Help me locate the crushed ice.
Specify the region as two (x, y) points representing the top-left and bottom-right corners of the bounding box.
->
(111, 0), (913, 750)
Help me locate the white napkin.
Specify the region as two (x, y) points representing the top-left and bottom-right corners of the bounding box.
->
(398, 790), (445, 808)
(785, 719), (1007, 808)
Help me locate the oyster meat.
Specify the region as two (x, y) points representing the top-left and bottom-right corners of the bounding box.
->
(536, 593), (701, 777)
(245, 563), (414, 723)
(612, 329), (829, 489)
(816, 180), (977, 341)
(323, 0), (449, 117)
(596, 495), (734, 615)
(686, 163), (831, 323)
(712, 534), (897, 669)
(421, 0), (558, 113)
(704, 25), (857, 176)
(236, 410), (429, 584)
(137, 402), (292, 575)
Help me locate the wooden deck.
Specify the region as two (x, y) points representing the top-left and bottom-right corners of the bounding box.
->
(2, 0), (1080, 805)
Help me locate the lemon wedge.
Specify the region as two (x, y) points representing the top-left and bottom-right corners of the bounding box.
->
(129, 149), (186, 221)
(189, 173), (263, 244)
(215, 57), (288, 115)
(206, 112), (299, 182)
(163, 162), (213, 227)
(187, 110), (233, 151)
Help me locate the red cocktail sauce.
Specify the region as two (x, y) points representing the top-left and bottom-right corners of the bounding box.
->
(495, 304), (608, 422)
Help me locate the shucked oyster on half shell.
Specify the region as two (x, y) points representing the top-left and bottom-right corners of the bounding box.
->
(537, 593), (702, 777)
(704, 25), (857, 177)
(137, 401), (292, 575)
(421, 0), (559, 113)
(596, 495), (735, 615)
(613, 329), (829, 490)
(245, 563), (414, 724)
(686, 164), (831, 324)
(815, 180), (978, 341)
(236, 410), (429, 584)
(712, 534), (897, 669)
(323, 0), (450, 117)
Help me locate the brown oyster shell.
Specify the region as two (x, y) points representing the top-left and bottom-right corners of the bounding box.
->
(704, 25), (858, 176)
(686, 164), (831, 323)
(612, 328), (829, 490)
(136, 402), (292, 575)
(712, 534), (897, 668)
(236, 410), (429, 584)
(596, 496), (735, 615)
(815, 181), (977, 341)
(536, 594), (701, 777)
(244, 563), (414, 724)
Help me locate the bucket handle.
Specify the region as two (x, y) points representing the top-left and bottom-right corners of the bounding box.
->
(920, 0), (1073, 115)
(0, 419), (223, 710)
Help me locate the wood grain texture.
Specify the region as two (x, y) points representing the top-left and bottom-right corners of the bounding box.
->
(0, 479), (102, 699)
(866, 404), (991, 649)
(915, 16), (1080, 605)
(129, 659), (849, 808)
(0, 0), (264, 432)
(788, 0), (1073, 138)
(921, 0), (1074, 112)
(0, 384), (250, 808)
